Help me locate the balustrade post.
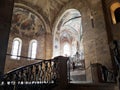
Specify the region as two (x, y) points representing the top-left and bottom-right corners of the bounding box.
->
(54, 56), (68, 89)
(91, 63), (104, 83)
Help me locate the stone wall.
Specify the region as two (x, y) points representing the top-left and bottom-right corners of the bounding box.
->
(83, 0), (112, 81)
(4, 56), (40, 73)
(103, 0), (120, 40)
(52, 0), (112, 81)
(5, 31), (53, 72)
(4, 0), (113, 83)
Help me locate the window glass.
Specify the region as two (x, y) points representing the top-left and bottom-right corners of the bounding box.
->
(11, 38), (22, 60)
(28, 40), (37, 60)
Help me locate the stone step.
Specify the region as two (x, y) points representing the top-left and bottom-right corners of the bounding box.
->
(53, 83), (119, 90)
(65, 83), (118, 90)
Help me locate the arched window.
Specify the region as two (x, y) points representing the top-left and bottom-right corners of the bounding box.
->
(11, 38), (22, 60)
(63, 43), (71, 57)
(28, 40), (37, 60)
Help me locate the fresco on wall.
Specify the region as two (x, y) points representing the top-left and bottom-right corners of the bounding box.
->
(39, 0), (69, 22)
(11, 7), (45, 37)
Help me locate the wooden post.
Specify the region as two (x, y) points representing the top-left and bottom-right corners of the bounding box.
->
(53, 56), (68, 90)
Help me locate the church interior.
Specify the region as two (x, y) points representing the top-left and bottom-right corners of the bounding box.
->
(0, 0), (120, 90)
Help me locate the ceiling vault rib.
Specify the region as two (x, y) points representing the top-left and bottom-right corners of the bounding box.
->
(63, 16), (81, 25)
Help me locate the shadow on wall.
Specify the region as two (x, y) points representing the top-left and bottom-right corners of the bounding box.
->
(4, 57), (40, 73)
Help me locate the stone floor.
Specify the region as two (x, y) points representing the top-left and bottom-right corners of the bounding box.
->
(69, 69), (89, 83)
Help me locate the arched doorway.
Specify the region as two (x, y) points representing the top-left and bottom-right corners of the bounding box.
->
(53, 9), (85, 82)
(53, 9), (84, 57)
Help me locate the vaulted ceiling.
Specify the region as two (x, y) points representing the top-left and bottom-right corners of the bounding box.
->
(11, 7), (45, 37)
(11, 0), (117, 35)
(11, 0), (72, 35)
(14, 0), (70, 27)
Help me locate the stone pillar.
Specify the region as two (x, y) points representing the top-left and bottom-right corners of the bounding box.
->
(84, 0), (112, 82)
(0, 0), (14, 76)
(45, 33), (52, 59)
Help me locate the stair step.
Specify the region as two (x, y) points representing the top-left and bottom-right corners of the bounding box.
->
(0, 83), (56, 90)
(65, 83), (118, 90)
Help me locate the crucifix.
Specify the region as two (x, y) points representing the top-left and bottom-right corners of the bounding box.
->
(90, 13), (94, 28)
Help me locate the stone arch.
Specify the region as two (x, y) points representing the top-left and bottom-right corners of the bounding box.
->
(53, 8), (84, 58)
(52, 0), (91, 58)
(110, 2), (120, 24)
(52, 0), (112, 82)
(14, 3), (50, 34)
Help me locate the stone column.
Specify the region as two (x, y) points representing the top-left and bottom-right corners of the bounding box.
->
(45, 33), (52, 59)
